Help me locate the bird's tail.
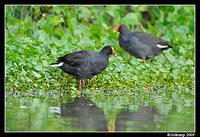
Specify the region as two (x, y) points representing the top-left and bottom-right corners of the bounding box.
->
(50, 62), (64, 67)
(158, 44), (172, 51)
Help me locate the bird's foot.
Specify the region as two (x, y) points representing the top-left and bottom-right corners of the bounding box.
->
(142, 59), (146, 64)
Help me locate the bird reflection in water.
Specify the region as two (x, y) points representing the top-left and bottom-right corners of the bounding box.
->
(60, 97), (163, 132)
(61, 97), (107, 131)
(115, 106), (163, 131)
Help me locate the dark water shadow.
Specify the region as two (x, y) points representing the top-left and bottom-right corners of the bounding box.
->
(61, 97), (107, 131)
(115, 106), (164, 131)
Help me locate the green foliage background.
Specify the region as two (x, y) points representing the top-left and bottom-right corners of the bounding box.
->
(5, 5), (194, 95)
(5, 5), (195, 132)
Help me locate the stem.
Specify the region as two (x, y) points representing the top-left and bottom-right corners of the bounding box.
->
(25, 6), (32, 22)
(11, 6), (15, 16)
(21, 6), (24, 20)
(138, 22), (145, 32)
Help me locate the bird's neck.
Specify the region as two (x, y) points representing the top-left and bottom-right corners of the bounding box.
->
(119, 32), (129, 41)
(99, 51), (110, 58)
(120, 30), (130, 37)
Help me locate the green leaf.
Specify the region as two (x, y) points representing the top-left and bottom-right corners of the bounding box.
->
(185, 59), (194, 65)
(21, 68), (27, 76)
(66, 37), (72, 49)
(67, 18), (72, 30)
(50, 16), (64, 27)
(34, 65), (42, 71)
(42, 25), (53, 34)
(174, 25), (189, 35)
(33, 30), (49, 43)
(122, 13), (138, 26)
(42, 60), (49, 67)
(26, 77), (33, 82)
(132, 76), (138, 80)
(51, 46), (57, 56)
(54, 27), (64, 37)
(32, 71), (42, 78)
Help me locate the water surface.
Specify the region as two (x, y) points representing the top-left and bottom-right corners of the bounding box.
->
(5, 90), (194, 132)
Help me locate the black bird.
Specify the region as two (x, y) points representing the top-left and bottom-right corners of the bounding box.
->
(114, 24), (172, 63)
(50, 46), (116, 91)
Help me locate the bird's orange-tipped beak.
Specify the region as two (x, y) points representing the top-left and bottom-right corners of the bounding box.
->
(111, 47), (117, 56)
(114, 24), (120, 32)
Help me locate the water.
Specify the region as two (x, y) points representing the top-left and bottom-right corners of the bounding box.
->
(5, 90), (194, 132)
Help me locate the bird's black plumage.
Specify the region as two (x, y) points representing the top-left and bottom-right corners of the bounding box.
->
(114, 24), (172, 63)
(50, 46), (116, 90)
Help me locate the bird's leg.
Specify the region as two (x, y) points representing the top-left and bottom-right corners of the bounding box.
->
(142, 59), (146, 64)
(78, 80), (81, 91)
(82, 80), (85, 87)
(108, 120), (116, 132)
